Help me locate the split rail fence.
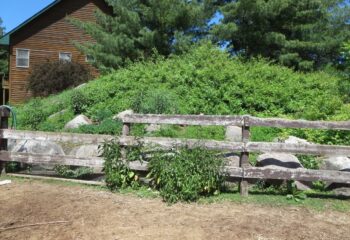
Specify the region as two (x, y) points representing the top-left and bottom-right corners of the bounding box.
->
(1, 107), (350, 196)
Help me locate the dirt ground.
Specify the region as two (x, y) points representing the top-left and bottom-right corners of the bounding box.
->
(1, 180), (350, 240)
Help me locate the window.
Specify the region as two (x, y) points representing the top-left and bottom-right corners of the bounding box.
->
(16, 49), (30, 68)
(85, 55), (95, 63)
(59, 52), (72, 62)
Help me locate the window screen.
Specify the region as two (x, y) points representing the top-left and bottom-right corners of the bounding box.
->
(59, 52), (72, 62)
(16, 49), (30, 68)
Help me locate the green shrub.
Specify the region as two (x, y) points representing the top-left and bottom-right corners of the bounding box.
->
(54, 165), (93, 179)
(27, 61), (92, 97)
(132, 89), (179, 114)
(74, 119), (122, 135)
(71, 91), (92, 115)
(101, 139), (141, 190)
(148, 147), (226, 203)
(19, 99), (47, 130)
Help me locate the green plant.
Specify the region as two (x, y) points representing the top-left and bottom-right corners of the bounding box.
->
(101, 139), (141, 190)
(27, 61), (92, 97)
(286, 181), (307, 202)
(54, 165), (93, 179)
(74, 119), (122, 135)
(132, 89), (179, 114)
(148, 146), (226, 203)
(298, 155), (322, 170)
(5, 162), (21, 173)
(19, 99), (47, 130)
(71, 91), (92, 115)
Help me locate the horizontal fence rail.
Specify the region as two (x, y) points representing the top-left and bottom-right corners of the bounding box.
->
(118, 114), (350, 131)
(1, 108), (350, 197)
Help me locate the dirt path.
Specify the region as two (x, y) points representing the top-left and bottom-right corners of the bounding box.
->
(0, 180), (349, 240)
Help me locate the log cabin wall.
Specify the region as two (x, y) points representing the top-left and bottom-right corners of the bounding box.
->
(8, 0), (111, 104)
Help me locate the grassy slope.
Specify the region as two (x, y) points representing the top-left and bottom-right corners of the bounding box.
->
(14, 43), (349, 142)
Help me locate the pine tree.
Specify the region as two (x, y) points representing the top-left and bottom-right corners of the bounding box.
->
(212, 0), (350, 71)
(0, 17), (8, 76)
(71, 0), (217, 72)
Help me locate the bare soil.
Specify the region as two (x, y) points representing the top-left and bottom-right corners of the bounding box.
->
(1, 180), (350, 240)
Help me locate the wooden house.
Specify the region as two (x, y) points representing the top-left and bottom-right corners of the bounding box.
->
(0, 0), (111, 104)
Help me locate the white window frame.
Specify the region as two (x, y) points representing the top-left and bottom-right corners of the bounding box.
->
(85, 54), (95, 63)
(59, 52), (72, 62)
(16, 49), (30, 68)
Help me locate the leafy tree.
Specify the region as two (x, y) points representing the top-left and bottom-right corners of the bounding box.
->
(212, 0), (350, 71)
(0, 17), (8, 75)
(71, 0), (217, 72)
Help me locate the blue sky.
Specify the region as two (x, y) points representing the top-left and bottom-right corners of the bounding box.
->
(1, 0), (55, 33)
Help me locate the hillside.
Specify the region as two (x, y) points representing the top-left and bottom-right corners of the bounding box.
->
(14, 43), (350, 143)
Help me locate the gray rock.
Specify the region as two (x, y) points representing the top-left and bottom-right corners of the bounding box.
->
(225, 126), (242, 142)
(113, 109), (134, 120)
(48, 109), (68, 120)
(12, 140), (65, 155)
(223, 153), (240, 168)
(284, 136), (309, 145)
(145, 124), (161, 133)
(256, 153), (302, 169)
(322, 156), (350, 171)
(70, 144), (101, 158)
(64, 115), (93, 129)
(75, 83), (87, 89)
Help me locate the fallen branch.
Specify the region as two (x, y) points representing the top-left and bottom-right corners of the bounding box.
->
(0, 221), (69, 232)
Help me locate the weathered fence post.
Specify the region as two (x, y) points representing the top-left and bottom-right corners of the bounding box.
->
(0, 106), (10, 175)
(239, 116), (250, 196)
(121, 122), (131, 160)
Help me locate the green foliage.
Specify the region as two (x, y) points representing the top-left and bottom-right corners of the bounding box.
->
(132, 89), (179, 114)
(101, 139), (141, 190)
(27, 61), (92, 97)
(54, 165), (93, 179)
(298, 155), (322, 170)
(213, 0), (350, 71)
(73, 119), (122, 135)
(71, 91), (92, 115)
(70, 0), (217, 71)
(19, 99), (48, 130)
(148, 147), (225, 203)
(0, 17), (8, 76)
(5, 162), (21, 173)
(286, 181), (307, 202)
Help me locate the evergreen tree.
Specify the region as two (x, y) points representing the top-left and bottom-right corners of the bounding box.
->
(212, 0), (350, 71)
(0, 17), (8, 76)
(71, 0), (217, 72)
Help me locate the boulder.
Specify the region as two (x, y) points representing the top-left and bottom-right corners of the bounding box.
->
(64, 115), (93, 129)
(321, 156), (350, 171)
(223, 153), (240, 168)
(12, 140), (65, 155)
(225, 126), (242, 142)
(284, 136), (309, 145)
(113, 109), (134, 120)
(70, 144), (101, 158)
(145, 124), (161, 134)
(75, 83), (87, 89)
(256, 153), (302, 169)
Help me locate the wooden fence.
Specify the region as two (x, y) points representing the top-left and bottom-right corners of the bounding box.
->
(1, 107), (350, 196)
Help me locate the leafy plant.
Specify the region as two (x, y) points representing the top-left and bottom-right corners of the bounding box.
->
(148, 146), (226, 203)
(27, 61), (92, 97)
(54, 165), (93, 179)
(19, 99), (47, 130)
(101, 139), (141, 190)
(286, 181), (307, 202)
(71, 91), (92, 115)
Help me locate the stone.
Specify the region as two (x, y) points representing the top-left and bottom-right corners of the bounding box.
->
(225, 126), (242, 142)
(64, 115), (93, 129)
(284, 136), (309, 145)
(256, 153), (302, 169)
(48, 109), (68, 120)
(113, 109), (134, 120)
(223, 153), (240, 168)
(145, 124), (161, 133)
(70, 144), (101, 158)
(321, 156), (350, 171)
(12, 140), (65, 156)
(75, 83), (87, 89)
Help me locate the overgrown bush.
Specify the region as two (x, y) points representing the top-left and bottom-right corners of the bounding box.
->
(71, 91), (92, 115)
(148, 147), (226, 203)
(19, 99), (47, 130)
(132, 89), (179, 114)
(101, 140), (141, 190)
(27, 61), (92, 97)
(74, 119), (122, 135)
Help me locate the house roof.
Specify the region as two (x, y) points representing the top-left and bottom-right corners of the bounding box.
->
(0, 0), (62, 46)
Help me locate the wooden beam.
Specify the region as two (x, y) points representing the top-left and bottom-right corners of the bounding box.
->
(249, 116), (350, 131)
(1, 129), (114, 144)
(247, 142), (350, 155)
(118, 114), (244, 126)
